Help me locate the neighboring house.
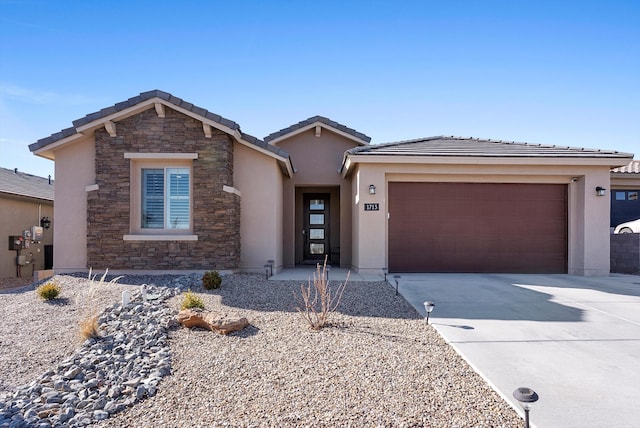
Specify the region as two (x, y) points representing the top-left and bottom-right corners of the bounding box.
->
(29, 90), (634, 277)
(610, 160), (640, 228)
(0, 167), (54, 278)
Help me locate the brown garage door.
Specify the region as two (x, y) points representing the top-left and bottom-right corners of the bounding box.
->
(388, 182), (567, 273)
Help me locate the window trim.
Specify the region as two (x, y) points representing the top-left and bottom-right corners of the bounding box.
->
(128, 157), (195, 237)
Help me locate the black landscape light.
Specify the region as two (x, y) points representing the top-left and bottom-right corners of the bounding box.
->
(393, 275), (400, 296)
(423, 301), (435, 324)
(513, 387), (539, 428)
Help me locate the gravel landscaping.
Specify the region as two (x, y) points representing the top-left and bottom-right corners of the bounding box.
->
(0, 273), (522, 427)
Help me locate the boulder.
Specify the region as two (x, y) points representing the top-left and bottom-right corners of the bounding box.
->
(177, 309), (249, 335)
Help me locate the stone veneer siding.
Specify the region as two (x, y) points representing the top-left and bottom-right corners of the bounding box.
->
(87, 107), (240, 270)
(610, 233), (640, 274)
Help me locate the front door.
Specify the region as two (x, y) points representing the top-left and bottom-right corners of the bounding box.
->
(303, 193), (330, 263)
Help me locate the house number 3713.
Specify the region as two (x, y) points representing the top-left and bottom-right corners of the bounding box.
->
(364, 203), (379, 211)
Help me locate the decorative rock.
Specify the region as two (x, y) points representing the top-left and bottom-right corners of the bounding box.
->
(63, 367), (82, 380)
(177, 308), (249, 335)
(0, 282), (178, 427)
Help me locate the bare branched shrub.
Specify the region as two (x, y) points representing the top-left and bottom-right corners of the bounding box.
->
(294, 256), (349, 330)
(77, 268), (123, 341)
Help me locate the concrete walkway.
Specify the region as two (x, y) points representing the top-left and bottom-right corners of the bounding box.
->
(269, 266), (383, 282)
(395, 273), (640, 428)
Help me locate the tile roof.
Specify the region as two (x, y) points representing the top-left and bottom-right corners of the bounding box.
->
(0, 167), (54, 201)
(263, 115), (371, 144)
(347, 136), (634, 158)
(611, 160), (640, 173)
(29, 90), (289, 159)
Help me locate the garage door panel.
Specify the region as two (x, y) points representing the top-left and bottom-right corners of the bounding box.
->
(388, 182), (567, 273)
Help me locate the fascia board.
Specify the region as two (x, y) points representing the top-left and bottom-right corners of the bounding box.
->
(32, 132), (87, 160)
(346, 154), (634, 167)
(269, 122), (368, 146)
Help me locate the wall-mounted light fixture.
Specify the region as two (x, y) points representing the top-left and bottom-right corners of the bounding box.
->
(40, 217), (51, 230)
(369, 184), (376, 195)
(596, 186), (606, 196)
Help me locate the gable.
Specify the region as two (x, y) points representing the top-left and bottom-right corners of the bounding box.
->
(29, 90), (293, 177)
(264, 115), (371, 146)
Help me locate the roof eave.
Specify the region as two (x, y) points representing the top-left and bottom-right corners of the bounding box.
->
(267, 121), (370, 146)
(345, 153), (635, 167)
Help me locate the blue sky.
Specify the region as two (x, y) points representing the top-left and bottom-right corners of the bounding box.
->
(1, 0), (638, 178)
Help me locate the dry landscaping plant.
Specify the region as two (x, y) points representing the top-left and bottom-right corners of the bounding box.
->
(294, 256), (349, 330)
(181, 290), (205, 310)
(79, 314), (100, 340)
(36, 280), (61, 300)
(77, 268), (123, 340)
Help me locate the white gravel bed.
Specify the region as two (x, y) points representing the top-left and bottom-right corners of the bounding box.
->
(94, 274), (522, 427)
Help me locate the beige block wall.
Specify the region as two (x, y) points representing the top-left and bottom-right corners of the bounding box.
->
(52, 137), (95, 273)
(350, 161), (614, 276)
(234, 143), (284, 273)
(0, 196), (53, 278)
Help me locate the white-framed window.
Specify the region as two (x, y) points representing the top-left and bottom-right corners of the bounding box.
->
(142, 167), (190, 229)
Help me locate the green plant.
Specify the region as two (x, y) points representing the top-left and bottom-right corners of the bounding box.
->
(181, 290), (205, 310)
(202, 270), (222, 290)
(37, 281), (61, 300)
(294, 256), (349, 330)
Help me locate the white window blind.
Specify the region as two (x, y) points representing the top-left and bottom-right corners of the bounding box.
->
(167, 168), (190, 229)
(142, 167), (190, 229)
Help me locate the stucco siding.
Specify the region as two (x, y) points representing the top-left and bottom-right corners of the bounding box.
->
(53, 137), (95, 272)
(234, 142), (283, 273)
(277, 128), (358, 268)
(350, 161), (613, 276)
(0, 196), (53, 277)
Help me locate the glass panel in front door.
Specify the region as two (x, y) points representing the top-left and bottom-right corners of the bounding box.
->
(310, 199), (325, 210)
(309, 243), (325, 254)
(309, 229), (324, 239)
(309, 214), (324, 224)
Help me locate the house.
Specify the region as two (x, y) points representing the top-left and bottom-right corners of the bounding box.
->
(610, 160), (640, 228)
(0, 167), (54, 278)
(29, 90), (634, 277)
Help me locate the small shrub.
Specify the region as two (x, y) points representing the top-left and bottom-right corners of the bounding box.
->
(37, 281), (61, 300)
(79, 314), (100, 340)
(202, 270), (222, 290)
(294, 256), (349, 330)
(181, 290), (205, 310)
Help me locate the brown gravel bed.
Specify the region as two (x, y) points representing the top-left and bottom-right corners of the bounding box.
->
(0, 273), (522, 427)
(95, 274), (521, 427)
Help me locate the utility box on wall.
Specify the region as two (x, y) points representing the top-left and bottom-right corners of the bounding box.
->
(31, 226), (43, 242)
(8, 235), (23, 250)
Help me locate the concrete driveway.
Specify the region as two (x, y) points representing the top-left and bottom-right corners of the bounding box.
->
(396, 273), (640, 428)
